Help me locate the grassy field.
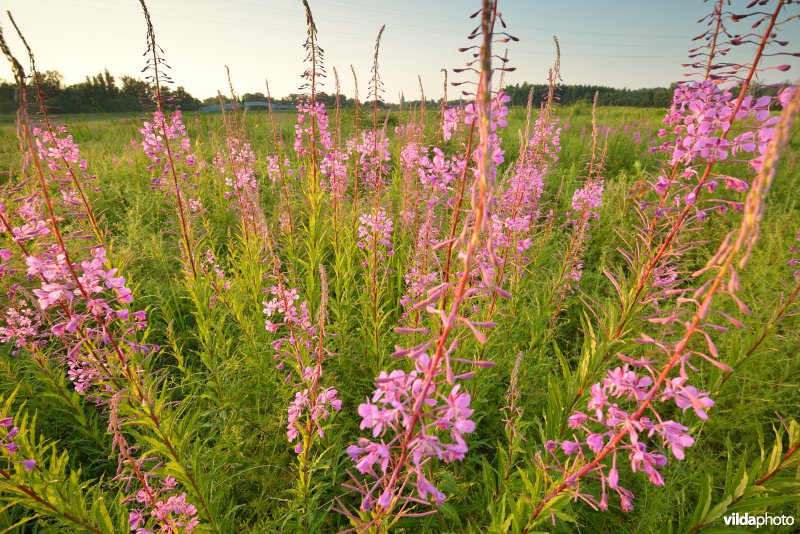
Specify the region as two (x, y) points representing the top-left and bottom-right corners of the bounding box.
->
(0, 92), (798, 534)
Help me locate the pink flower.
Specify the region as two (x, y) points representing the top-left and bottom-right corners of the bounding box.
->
(416, 471), (446, 504)
(357, 209), (395, 267)
(670, 383), (715, 419)
(560, 440), (581, 455)
(629, 443), (667, 486)
(441, 384), (475, 434)
(349, 439), (391, 474)
(568, 412), (589, 428)
(586, 432), (607, 453)
(651, 420), (695, 460)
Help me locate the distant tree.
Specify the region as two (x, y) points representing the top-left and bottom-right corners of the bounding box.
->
(163, 86), (200, 111)
(0, 80), (16, 113)
(241, 92), (266, 102)
(112, 76), (147, 112)
(30, 70), (63, 99)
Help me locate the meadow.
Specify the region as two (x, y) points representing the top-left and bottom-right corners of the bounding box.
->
(0, 0), (799, 532)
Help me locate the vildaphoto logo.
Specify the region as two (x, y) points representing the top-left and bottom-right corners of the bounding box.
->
(722, 512), (795, 528)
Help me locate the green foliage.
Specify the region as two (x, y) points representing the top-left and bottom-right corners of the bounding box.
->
(0, 104), (797, 532)
(0, 391), (127, 533)
(687, 420), (800, 532)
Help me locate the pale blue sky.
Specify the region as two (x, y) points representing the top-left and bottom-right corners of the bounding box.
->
(1, 0), (797, 101)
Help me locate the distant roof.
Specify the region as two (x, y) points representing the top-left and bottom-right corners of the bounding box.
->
(199, 102), (296, 113)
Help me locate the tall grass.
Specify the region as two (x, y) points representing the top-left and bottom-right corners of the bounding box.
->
(0, 0), (798, 532)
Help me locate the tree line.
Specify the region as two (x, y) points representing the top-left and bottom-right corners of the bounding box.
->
(0, 70), (200, 114)
(0, 70), (785, 115)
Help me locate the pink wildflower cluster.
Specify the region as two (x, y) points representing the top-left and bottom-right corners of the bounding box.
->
(33, 125), (88, 173)
(0, 298), (40, 355)
(528, 115), (563, 175)
(357, 208), (395, 267)
(139, 110), (198, 188)
(399, 268), (438, 323)
(651, 82), (786, 218)
(343, 207), (499, 522)
(25, 246), (148, 393)
(343, 57), (503, 516)
(660, 81), (774, 169)
(1, 175), (152, 394)
(348, 130), (391, 189)
(442, 106), (462, 142)
(5, 198), (50, 243)
(262, 276), (341, 455)
(119, 450), (199, 534)
(138, 109), (205, 271)
(265, 154), (294, 185)
(547, 365), (702, 511)
(320, 149), (349, 200)
(568, 180), (605, 229)
(104, 389), (199, 534)
(490, 211), (533, 259)
(0, 88), (206, 529)
(287, 376), (342, 454)
(347, 359), (476, 510)
(441, 91), (510, 152)
(493, 165), (545, 256)
(294, 100), (333, 157)
(128, 486), (199, 534)
(466, 91), (510, 169)
(217, 138), (257, 199)
(414, 146), (465, 202)
(399, 142), (422, 180)
(213, 137), (268, 234)
(32, 125), (97, 206)
(262, 285), (312, 340)
(492, 113), (561, 263)
(1, 181), (197, 531)
(147, 493), (199, 533)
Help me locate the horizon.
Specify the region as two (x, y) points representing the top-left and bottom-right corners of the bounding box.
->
(1, 0), (798, 103)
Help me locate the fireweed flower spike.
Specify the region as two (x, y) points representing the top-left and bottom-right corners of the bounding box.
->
(0, 22), (210, 532)
(5, 15), (106, 246)
(526, 74), (800, 530)
(10, 4), (221, 530)
(357, 208), (395, 268)
(601, 2), (795, 346)
(32, 126), (97, 211)
(295, 100), (333, 158)
(261, 262), (340, 457)
(336, 1), (511, 528)
(348, 130), (392, 191)
(267, 274), (341, 456)
(521, 1), (797, 527)
(557, 100), (607, 297)
(6, 90), (203, 534)
(483, 45), (562, 325)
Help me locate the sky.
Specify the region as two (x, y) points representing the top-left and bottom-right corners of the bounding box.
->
(0, 0), (798, 102)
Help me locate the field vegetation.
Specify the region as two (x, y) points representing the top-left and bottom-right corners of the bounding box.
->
(0, 0), (798, 532)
